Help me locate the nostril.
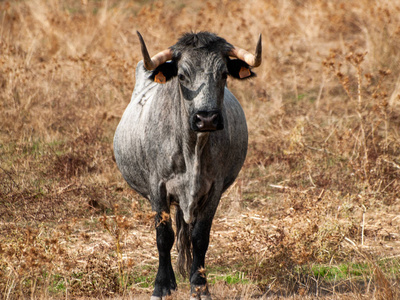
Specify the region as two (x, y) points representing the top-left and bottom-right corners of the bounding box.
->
(210, 114), (218, 126)
(195, 114), (205, 129)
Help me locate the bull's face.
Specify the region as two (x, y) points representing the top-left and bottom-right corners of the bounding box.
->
(137, 31), (261, 132)
(176, 51), (227, 132)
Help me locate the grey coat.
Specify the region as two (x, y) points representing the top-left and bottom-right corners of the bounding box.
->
(114, 61), (248, 224)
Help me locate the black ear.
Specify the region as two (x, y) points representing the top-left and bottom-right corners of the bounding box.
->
(227, 58), (256, 79)
(149, 61), (178, 84)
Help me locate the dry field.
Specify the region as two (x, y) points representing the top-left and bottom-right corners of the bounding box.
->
(1, 0), (400, 299)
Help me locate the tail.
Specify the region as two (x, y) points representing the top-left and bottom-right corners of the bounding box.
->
(175, 207), (192, 278)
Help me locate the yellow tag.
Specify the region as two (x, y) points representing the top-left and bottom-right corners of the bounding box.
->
(154, 71), (166, 84)
(239, 66), (251, 78)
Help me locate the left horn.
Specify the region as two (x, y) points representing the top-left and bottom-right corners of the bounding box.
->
(137, 31), (173, 70)
(229, 34), (262, 68)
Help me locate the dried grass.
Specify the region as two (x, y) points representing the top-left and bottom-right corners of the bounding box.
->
(1, 0), (400, 299)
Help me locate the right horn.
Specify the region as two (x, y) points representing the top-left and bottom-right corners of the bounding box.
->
(137, 31), (173, 70)
(229, 34), (262, 67)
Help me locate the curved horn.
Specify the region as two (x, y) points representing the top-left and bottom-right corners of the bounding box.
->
(137, 31), (173, 70)
(229, 34), (262, 67)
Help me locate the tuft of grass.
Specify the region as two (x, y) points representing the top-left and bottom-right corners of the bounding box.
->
(306, 263), (369, 281)
(209, 271), (250, 285)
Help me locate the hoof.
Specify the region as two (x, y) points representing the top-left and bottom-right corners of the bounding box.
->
(150, 296), (173, 300)
(190, 285), (211, 300)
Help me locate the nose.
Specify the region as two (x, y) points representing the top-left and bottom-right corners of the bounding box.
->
(191, 111), (224, 132)
(195, 113), (218, 130)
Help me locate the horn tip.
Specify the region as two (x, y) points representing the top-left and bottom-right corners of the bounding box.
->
(254, 34), (262, 67)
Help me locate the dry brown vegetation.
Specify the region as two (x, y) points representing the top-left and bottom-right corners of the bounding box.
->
(1, 0), (400, 299)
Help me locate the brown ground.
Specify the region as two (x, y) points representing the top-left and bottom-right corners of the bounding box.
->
(1, 0), (400, 299)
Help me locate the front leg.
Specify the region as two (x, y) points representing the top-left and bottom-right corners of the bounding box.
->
(189, 219), (212, 300)
(189, 188), (222, 300)
(150, 181), (177, 300)
(151, 212), (176, 300)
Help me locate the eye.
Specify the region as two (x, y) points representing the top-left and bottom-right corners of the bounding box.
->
(178, 74), (186, 82)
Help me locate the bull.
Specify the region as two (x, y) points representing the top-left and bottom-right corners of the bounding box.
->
(113, 31), (261, 299)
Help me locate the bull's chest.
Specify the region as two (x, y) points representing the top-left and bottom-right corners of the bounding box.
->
(165, 163), (213, 223)
(164, 133), (215, 219)
(165, 149), (214, 201)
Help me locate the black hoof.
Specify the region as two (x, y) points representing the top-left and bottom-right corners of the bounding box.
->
(152, 279), (177, 299)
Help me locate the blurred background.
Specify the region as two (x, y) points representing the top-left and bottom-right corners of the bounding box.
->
(1, 0), (399, 298)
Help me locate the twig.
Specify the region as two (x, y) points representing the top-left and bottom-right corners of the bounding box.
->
(324, 126), (337, 144)
(381, 179), (396, 193)
(382, 159), (400, 170)
(317, 189), (325, 201)
(379, 254), (400, 261)
(304, 144), (335, 155)
(269, 184), (290, 190)
(315, 76), (325, 109)
(361, 205), (366, 246)
(292, 65), (298, 100)
(344, 236), (356, 246)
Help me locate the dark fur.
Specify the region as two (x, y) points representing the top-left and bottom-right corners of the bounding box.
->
(171, 31), (234, 57)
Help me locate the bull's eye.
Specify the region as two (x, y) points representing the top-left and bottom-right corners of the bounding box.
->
(178, 74), (186, 82)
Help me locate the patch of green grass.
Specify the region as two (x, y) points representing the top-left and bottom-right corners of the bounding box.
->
(212, 272), (249, 285)
(298, 263), (371, 282)
(22, 140), (43, 157)
(133, 275), (153, 288)
(208, 266), (250, 285)
(48, 274), (67, 294)
(131, 266), (157, 288)
(378, 257), (400, 279)
(297, 93), (306, 100)
(72, 272), (84, 280)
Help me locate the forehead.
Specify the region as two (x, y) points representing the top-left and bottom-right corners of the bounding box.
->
(179, 49), (226, 70)
(171, 32), (233, 71)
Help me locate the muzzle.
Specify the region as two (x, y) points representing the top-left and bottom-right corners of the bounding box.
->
(190, 110), (224, 132)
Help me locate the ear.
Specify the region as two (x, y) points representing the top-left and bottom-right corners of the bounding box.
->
(227, 58), (256, 79)
(149, 61), (177, 84)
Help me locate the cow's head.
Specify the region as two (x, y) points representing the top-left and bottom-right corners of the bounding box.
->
(137, 31), (261, 132)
